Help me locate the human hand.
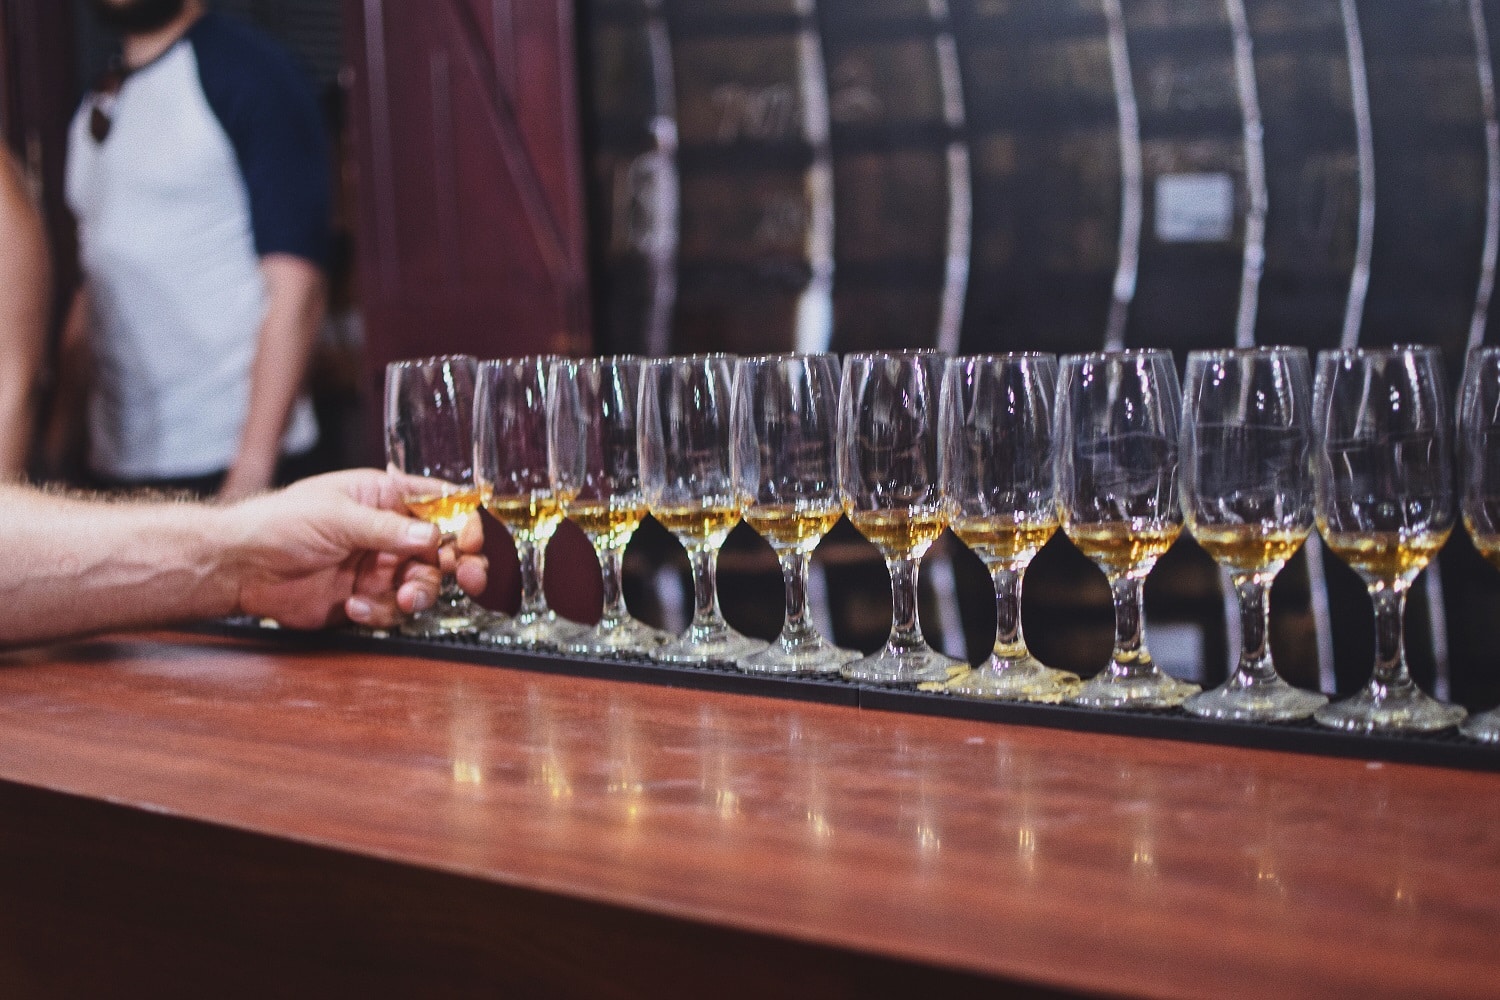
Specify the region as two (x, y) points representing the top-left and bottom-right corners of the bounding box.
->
(227, 469), (488, 629)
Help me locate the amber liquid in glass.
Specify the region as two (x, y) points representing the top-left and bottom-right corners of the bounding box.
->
(486, 492), (565, 542)
(651, 498), (745, 547)
(952, 515), (1057, 564)
(1190, 523), (1307, 574)
(743, 502), (844, 553)
(405, 487), (483, 536)
(566, 499), (648, 549)
(849, 506), (949, 558)
(1067, 521), (1181, 575)
(1321, 527), (1450, 580)
(1466, 515), (1500, 572)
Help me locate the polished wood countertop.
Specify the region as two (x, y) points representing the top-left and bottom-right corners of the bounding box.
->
(0, 632), (1495, 998)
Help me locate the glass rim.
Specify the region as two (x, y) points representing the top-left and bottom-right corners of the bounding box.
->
(1184, 345), (1308, 360)
(843, 348), (947, 357)
(737, 351), (838, 363)
(643, 352), (737, 364)
(477, 353), (565, 368)
(949, 351), (1055, 363)
(1060, 348), (1174, 364)
(571, 353), (645, 368)
(1317, 344), (1442, 361)
(385, 353), (477, 370)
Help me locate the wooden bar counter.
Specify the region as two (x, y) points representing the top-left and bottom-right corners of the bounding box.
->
(0, 632), (1495, 998)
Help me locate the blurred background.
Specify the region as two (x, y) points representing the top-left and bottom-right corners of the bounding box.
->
(7, 0), (1500, 707)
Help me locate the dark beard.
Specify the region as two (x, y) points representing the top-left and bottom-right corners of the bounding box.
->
(88, 0), (188, 34)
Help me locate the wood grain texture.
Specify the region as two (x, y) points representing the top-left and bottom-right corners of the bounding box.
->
(0, 632), (1496, 998)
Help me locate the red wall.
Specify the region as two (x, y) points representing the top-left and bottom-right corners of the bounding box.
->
(343, 0), (600, 620)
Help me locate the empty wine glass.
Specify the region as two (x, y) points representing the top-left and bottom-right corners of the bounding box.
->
(548, 356), (672, 656)
(837, 351), (964, 685)
(1460, 346), (1500, 742)
(638, 355), (768, 664)
(1312, 345), (1466, 732)
(940, 353), (1079, 701)
(474, 356), (584, 649)
(1056, 350), (1200, 709)
(384, 354), (492, 637)
(732, 354), (857, 674)
(1180, 347), (1327, 721)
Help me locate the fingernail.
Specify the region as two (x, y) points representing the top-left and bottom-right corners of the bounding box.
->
(347, 597), (373, 622)
(406, 523), (438, 545)
(409, 589), (434, 613)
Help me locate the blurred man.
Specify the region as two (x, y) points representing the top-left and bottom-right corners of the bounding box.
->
(0, 470), (488, 648)
(60, 0), (329, 500)
(0, 150), (50, 479)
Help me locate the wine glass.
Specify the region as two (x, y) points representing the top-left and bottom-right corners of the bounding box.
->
(939, 353), (1080, 701)
(837, 351), (964, 685)
(384, 355), (492, 637)
(638, 355), (768, 664)
(473, 356), (584, 649)
(1056, 350), (1200, 709)
(1180, 347), (1327, 721)
(1312, 345), (1466, 732)
(732, 354), (857, 674)
(548, 356), (672, 656)
(1461, 346), (1500, 742)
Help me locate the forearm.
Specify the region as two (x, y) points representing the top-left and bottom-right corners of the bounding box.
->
(0, 487), (239, 646)
(229, 256), (325, 494)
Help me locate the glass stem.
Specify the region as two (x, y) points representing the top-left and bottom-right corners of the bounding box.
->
(991, 563), (1028, 664)
(887, 555), (927, 653)
(1233, 572), (1278, 686)
(516, 535), (547, 619)
(1369, 581), (1414, 699)
(438, 574), (465, 609)
(597, 544), (629, 627)
(1108, 573), (1152, 676)
(687, 544), (726, 629)
(778, 550), (816, 647)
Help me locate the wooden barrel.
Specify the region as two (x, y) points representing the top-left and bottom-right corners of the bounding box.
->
(816, 0), (969, 353)
(950, 0), (1123, 356)
(1243, 0), (1360, 353)
(662, 0), (833, 355)
(1116, 1), (1248, 354)
(567, 0), (1500, 704)
(1355, 0), (1488, 363)
(1248, 0), (1495, 703)
(580, 0), (680, 356)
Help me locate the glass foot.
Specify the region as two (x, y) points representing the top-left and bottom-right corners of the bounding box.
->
(944, 653), (1081, 703)
(468, 608), (511, 632)
(1461, 707), (1500, 743)
(400, 593), (487, 638)
(1069, 662), (1200, 710)
(651, 621), (769, 665)
(842, 644), (961, 686)
(563, 616), (673, 658)
(1314, 683), (1466, 733)
(1183, 674), (1327, 722)
(477, 610), (586, 650)
(738, 633), (858, 675)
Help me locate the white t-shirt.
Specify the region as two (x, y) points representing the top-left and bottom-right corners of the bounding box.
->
(66, 13), (326, 480)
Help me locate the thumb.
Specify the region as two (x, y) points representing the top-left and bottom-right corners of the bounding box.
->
(336, 502), (441, 558)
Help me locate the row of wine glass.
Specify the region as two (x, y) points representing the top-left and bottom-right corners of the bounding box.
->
(383, 346), (1500, 742)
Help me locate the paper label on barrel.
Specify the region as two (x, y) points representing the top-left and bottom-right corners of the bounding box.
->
(1154, 172), (1235, 242)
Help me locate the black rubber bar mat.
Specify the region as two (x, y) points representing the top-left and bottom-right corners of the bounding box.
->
(193, 619), (1500, 773)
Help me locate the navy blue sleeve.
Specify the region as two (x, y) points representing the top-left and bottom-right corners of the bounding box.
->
(190, 13), (331, 268)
